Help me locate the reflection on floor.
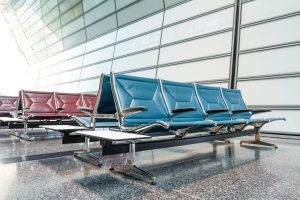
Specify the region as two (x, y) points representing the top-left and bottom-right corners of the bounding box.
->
(0, 129), (300, 199)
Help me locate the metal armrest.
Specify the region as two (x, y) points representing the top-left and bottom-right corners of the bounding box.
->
(251, 109), (271, 115)
(206, 108), (228, 114)
(122, 106), (148, 117)
(71, 116), (91, 128)
(172, 107), (196, 114)
(78, 106), (93, 116)
(231, 109), (252, 113)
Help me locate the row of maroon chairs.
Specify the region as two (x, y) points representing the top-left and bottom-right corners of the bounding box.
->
(18, 90), (96, 118)
(0, 90), (96, 140)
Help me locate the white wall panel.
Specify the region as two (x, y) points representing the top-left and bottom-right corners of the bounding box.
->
(162, 7), (234, 44)
(112, 49), (158, 72)
(60, 56), (83, 71)
(85, 31), (116, 52)
(157, 56), (230, 82)
(254, 110), (298, 134)
(114, 31), (161, 57)
(117, 12), (163, 42)
(125, 69), (156, 78)
(239, 45), (300, 77)
(58, 69), (81, 83)
(164, 0), (234, 25)
(159, 31), (232, 64)
(203, 82), (229, 88)
(242, 0), (300, 25)
(83, 46), (114, 65)
(238, 77), (300, 105)
(240, 16), (300, 50)
(80, 61), (112, 79)
(63, 43), (86, 60)
(78, 78), (100, 92)
(57, 82), (79, 93)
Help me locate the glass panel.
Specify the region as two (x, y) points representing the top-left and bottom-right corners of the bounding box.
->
(159, 31), (232, 64)
(63, 29), (86, 49)
(82, 0), (105, 12)
(164, 0), (186, 8)
(84, 0), (115, 26)
(60, 3), (83, 26)
(157, 56), (230, 82)
(86, 14), (117, 40)
(62, 16), (84, 37)
(43, 6), (59, 25)
(117, 0), (164, 26)
(242, 0), (300, 25)
(239, 46), (300, 77)
(59, 0), (81, 14)
(41, 0), (58, 16)
(240, 16), (300, 50)
(164, 0), (233, 25)
(115, 0), (138, 10)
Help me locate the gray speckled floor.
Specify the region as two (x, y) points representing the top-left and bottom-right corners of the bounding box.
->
(0, 130), (300, 200)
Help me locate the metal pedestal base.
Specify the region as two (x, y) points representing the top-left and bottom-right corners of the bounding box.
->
(74, 137), (156, 184)
(110, 163), (156, 185)
(240, 131), (277, 149)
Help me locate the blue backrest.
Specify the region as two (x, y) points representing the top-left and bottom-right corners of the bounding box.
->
(221, 88), (251, 119)
(95, 74), (116, 115)
(94, 74), (117, 122)
(160, 80), (206, 122)
(195, 84), (231, 121)
(112, 73), (169, 126)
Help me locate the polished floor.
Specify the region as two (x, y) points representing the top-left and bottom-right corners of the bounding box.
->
(0, 129), (300, 200)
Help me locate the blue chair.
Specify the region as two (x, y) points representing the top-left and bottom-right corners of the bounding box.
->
(75, 74), (118, 129)
(221, 87), (285, 148)
(111, 73), (215, 134)
(194, 84), (246, 131)
(160, 80), (217, 135)
(221, 88), (285, 124)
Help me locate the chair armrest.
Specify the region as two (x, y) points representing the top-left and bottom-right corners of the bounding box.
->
(231, 109), (252, 113)
(122, 106), (148, 117)
(251, 109), (271, 115)
(78, 106), (93, 116)
(172, 107), (196, 113)
(206, 108), (228, 114)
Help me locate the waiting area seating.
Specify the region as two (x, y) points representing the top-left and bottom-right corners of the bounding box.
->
(0, 90), (96, 140)
(65, 72), (285, 184)
(0, 95), (18, 117)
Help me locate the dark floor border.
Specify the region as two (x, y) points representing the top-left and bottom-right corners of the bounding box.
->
(0, 148), (101, 165)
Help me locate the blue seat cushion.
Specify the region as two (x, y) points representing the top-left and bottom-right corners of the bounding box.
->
(113, 74), (170, 125)
(161, 80), (206, 122)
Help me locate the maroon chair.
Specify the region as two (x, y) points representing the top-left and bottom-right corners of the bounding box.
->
(55, 92), (86, 117)
(82, 94), (97, 108)
(0, 96), (18, 117)
(21, 90), (57, 119)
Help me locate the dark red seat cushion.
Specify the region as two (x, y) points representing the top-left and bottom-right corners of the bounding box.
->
(55, 92), (85, 117)
(0, 96), (18, 113)
(82, 94), (97, 108)
(22, 90), (57, 118)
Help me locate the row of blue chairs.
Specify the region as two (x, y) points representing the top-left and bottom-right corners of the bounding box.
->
(107, 73), (284, 136)
(74, 73), (284, 140)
